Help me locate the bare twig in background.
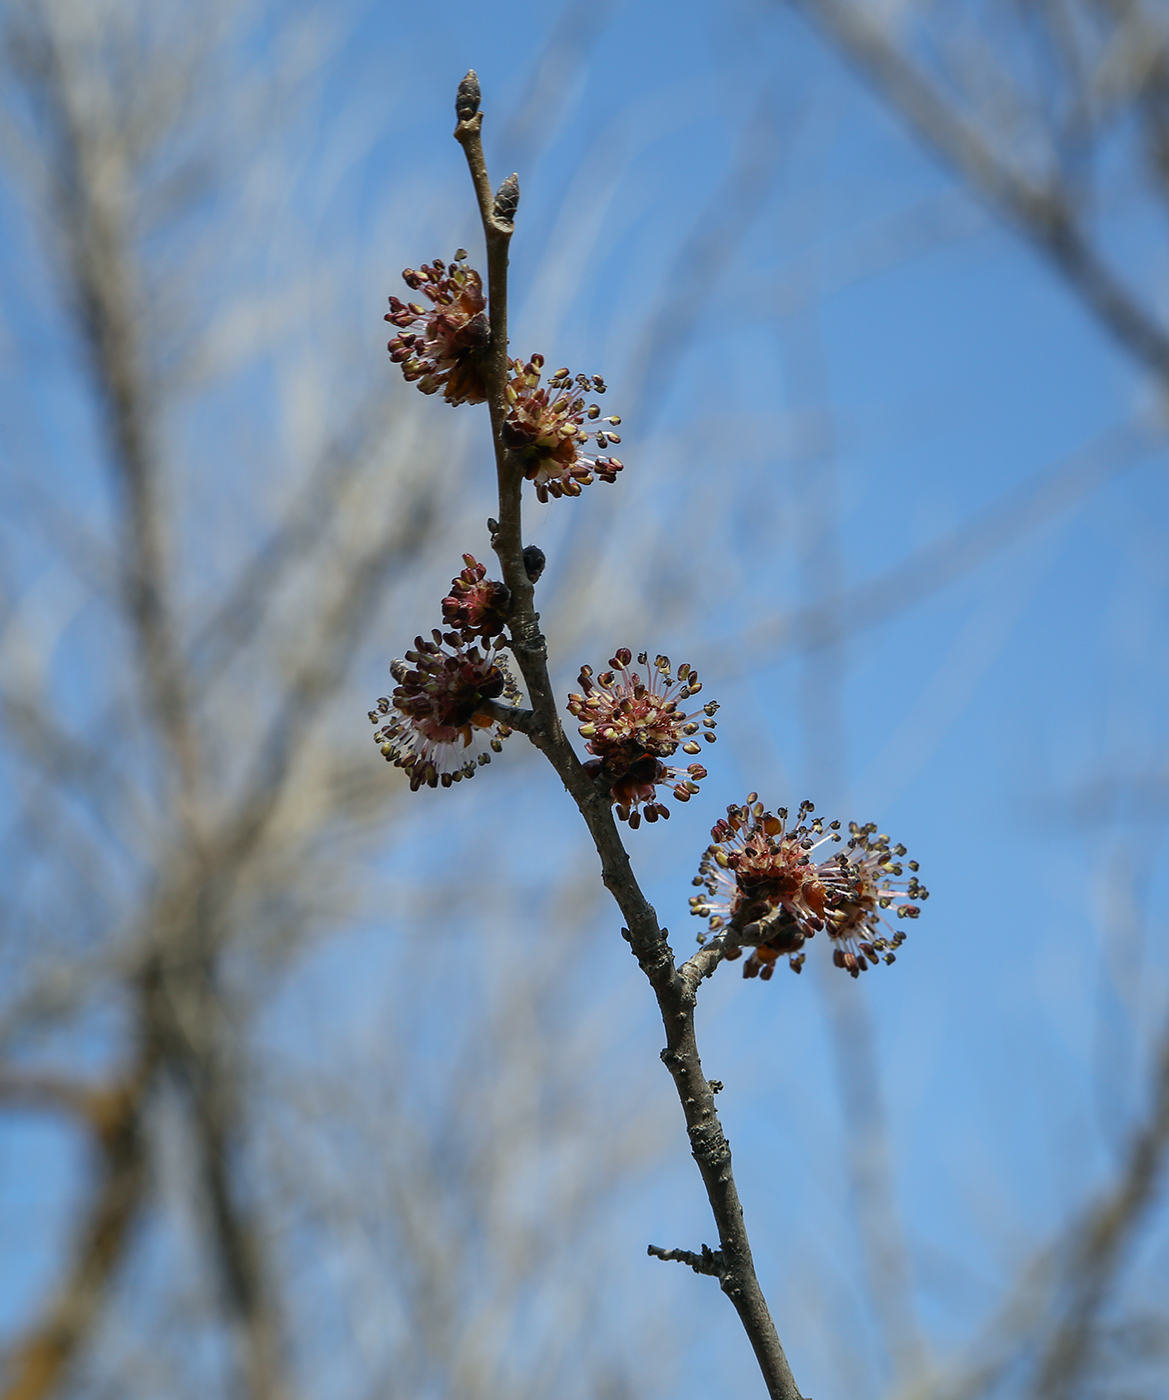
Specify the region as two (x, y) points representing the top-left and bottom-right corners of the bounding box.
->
(719, 414), (1159, 670)
(1033, 1010), (1169, 1395)
(1, 969), (160, 1400)
(924, 1005), (1169, 1400)
(787, 0), (1169, 387)
(4, 3), (1167, 1398)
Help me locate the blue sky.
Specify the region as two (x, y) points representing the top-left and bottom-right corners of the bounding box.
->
(3, 1), (1168, 1397)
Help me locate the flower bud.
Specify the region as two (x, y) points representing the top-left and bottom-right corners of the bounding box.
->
(455, 71), (481, 123)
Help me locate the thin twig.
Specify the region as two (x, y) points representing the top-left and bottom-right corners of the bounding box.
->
(647, 1243), (724, 1276)
(454, 73), (804, 1400)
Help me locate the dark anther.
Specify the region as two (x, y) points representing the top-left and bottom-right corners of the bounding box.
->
(456, 71), (481, 123)
(493, 172), (520, 225)
(522, 544), (546, 583)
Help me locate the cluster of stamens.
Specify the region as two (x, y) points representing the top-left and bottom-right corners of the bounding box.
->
(502, 356), (623, 502)
(441, 554), (511, 641)
(690, 797), (926, 978)
(819, 823), (927, 976)
(385, 253), (490, 404)
(567, 649), (718, 827)
(370, 554), (520, 791)
(369, 629), (520, 791)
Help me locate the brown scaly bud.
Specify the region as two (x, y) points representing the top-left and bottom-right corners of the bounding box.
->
(455, 71), (481, 124)
(493, 172), (520, 225)
(522, 544), (546, 583)
(441, 555), (511, 640)
(566, 649), (718, 828)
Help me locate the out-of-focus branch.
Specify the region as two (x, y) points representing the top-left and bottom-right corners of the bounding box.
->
(4, 12), (294, 1399)
(1, 993), (159, 1400)
(787, 0), (1169, 386)
(928, 1004), (1169, 1400)
(189, 396), (400, 685)
(17, 15), (198, 797)
(1097, 0), (1169, 199)
(219, 489), (436, 875)
(0, 1072), (112, 1123)
(184, 1040), (286, 1400)
(1031, 1009), (1169, 1398)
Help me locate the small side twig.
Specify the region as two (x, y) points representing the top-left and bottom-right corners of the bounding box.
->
(648, 1243), (725, 1277)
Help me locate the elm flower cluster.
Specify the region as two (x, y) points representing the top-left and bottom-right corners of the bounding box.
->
(567, 649), (718, 828)
(822, 822), (928, 977)
(385, 252), (490, 404)
(502, 355), (623, 502)
(690, 797), (927, 979)
(442, 554), (511, 641)
(369, 630), (520, 791)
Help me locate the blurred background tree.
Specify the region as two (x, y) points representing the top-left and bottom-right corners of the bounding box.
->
(1, 2), (1168, 1399)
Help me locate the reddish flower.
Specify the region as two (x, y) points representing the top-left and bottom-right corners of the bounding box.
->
(369, 631), (520, 790)
(441, 555), (510, 641)
(818, 824), (927, 977)
(567, 649), (718, 828)
(385, 253), (490, 404)
(690, 797), (834, 977)
(690, 800), (927, 979)
(502, 356), (623, 502)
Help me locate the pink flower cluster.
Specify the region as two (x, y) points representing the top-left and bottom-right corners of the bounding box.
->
(567, 650), (718, 827)
(384, 254), (629, 499)
(690, 797), (926, 978)
(441, 554), (511, 641)
(385, 253), (490, 405)
(502, 356), (623, 502)
(369, 557), (518, 790)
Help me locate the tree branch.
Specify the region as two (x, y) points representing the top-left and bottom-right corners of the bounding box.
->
(455, 75), (804, 1400)
(0, 996), (159, 1400)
